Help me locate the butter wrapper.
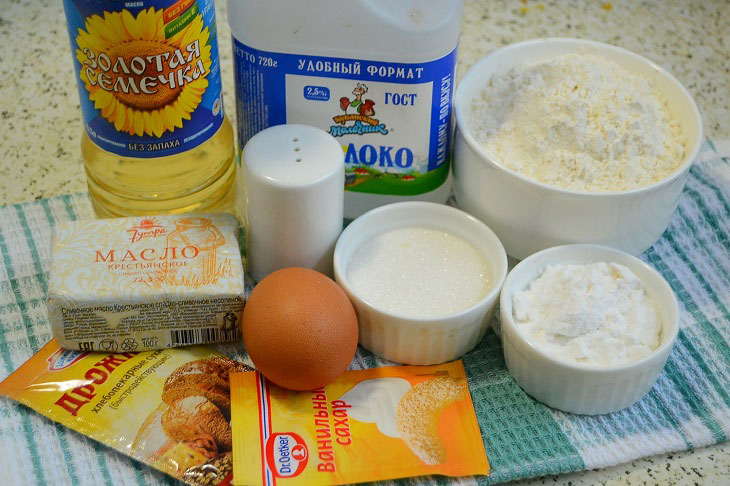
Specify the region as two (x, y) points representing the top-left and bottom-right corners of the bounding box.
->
(48, 214), (245, 352)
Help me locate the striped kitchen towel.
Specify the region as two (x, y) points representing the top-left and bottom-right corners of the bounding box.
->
(0, 140), (728, 485)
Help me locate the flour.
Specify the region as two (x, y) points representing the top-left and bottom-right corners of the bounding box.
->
(512, 262), (661, 366)
(470, 53), (685, 192)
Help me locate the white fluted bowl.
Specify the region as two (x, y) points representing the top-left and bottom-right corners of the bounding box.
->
(334, 202), (507, 365)
(500, 244), (679, 415)
(453, 38), (703, 259)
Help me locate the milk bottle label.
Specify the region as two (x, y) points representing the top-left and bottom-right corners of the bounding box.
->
(233, 41), (458, 195)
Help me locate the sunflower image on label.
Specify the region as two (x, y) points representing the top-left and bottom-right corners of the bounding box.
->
(63, 0), (224, 157)
(231, 360), (489, 485)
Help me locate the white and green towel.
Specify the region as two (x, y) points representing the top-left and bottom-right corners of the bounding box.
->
(0, 140), (728, 485)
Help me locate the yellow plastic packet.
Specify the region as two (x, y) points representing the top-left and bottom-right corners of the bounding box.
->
(0, 339), (253, 485)
(231, 360), (489, 485)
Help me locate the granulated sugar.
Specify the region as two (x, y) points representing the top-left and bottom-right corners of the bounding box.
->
(470, 53), (685, 192)
(347, 227), (490, 318)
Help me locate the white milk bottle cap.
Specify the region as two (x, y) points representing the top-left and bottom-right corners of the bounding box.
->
(242, 124), (344, 281)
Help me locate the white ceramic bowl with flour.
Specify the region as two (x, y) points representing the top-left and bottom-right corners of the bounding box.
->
(500, 244), (679, 415)
(334, 202), (507, 365)
(453, 38), (703, 259)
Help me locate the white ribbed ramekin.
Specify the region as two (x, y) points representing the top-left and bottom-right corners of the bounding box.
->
(500, 244), (679, 415)
(453, 38), (703, 260)
(333, 202), (508, 365)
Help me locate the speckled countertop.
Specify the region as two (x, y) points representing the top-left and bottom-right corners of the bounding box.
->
(1, 0), (728, 484)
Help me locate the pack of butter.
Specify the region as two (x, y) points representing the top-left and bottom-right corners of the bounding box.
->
(47, 213), (245, 352)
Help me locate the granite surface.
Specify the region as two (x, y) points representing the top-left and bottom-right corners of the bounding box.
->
(0, 0), (728, 484)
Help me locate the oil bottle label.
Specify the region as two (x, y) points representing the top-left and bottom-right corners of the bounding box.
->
(232, 41), (457, 196)
(62, 0), (224, 158)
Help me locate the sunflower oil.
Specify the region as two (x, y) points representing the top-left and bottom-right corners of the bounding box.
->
(63, 0), (236, 217)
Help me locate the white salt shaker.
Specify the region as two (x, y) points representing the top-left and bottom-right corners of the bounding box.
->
(242, 124), (344, 281)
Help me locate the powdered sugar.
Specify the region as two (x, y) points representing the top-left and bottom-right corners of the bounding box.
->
(512, 262), (661, 366)
(470, 53), (685, 192)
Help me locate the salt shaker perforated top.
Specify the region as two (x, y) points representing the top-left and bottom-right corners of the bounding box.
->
(242, 124), (344, 281)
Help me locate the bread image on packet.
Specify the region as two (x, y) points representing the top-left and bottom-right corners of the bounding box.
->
(0, 339), (253, 485)
(231, 360), (488, 485)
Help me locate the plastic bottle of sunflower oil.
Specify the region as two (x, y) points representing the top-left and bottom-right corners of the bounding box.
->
(228, 0), (463, 218)
(62, 0), (236, 217)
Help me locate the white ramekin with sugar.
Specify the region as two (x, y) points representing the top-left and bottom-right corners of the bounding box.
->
(333, 202), (508, 365)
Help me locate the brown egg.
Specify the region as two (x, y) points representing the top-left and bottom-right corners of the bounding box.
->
(241, 267), (358, 390)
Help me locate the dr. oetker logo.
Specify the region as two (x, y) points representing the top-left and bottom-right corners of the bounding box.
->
(265, 432), (308, 478)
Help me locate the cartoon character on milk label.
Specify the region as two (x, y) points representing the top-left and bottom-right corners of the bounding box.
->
(339, 83), (376, 117)
(331, 83), (388, 137)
